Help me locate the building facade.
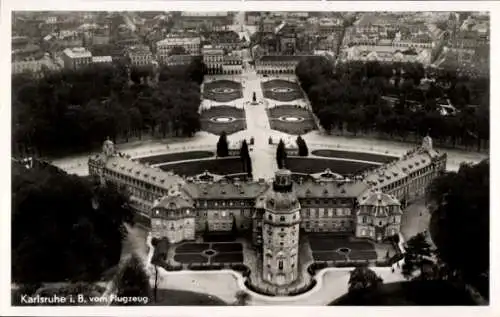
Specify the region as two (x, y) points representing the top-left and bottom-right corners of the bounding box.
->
(126, 45), (153, 67)
(202, 45), (243, 75)
(156, 37), (201, 64)
(90, 136), (446, 245)
(62, 47), (92, 70)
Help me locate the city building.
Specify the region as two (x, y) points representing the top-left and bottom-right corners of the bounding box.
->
(92, 55), (113, 66)
(164, 54), (197, 67)
(204, 31), (243, 51)
(89, 135), (446, 244)
(62, 47), (92, 70)
(177, 11), (233, 31)
(156, 37), (201, 64)
(255, 55), (306, 75)
(202, 45), (243, 75)
(343, 45), (432, 65)
(126, 45), (153, 67)
(11, 43), (42, 62)
(12, 54), (60, 77)
(43, 30), (84, 50)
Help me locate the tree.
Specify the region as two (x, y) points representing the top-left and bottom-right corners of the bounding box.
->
(428, 160), (489, 298)
(276, 139), (287, 169)
(216, 131), (229, 157)
(296, 135), (309, 156)
(12, 59), (203, 157)
(234, 290), (250, 305)
(11, 163), (132, 284)
(246, 157), (253, 179)
(240, 139), (250, 167)
(348, 266), (383, 292)
(295, 57), (489, 151)
(114, 255), (152, 304)
(402, 233), (435, 280)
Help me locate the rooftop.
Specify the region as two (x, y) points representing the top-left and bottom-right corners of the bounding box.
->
(182, 180), (269, 200)
(157, 37), (201, 46)
(92, 56), (112, 63)
(97, 154), (184, 191)
(63, 47), (92, 59)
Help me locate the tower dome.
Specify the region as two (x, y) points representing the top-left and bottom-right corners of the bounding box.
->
(102, 138), (115, 157)
(273, 169), (293, 192)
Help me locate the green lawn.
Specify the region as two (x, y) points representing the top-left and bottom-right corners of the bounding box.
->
(137, 151), (214, 165)
(287, 157), (379, 175)
(311, 149), (397, 163)
(160, 157), (244, 176)
(330, 280), (478, 306)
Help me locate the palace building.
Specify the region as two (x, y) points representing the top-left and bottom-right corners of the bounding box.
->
(89, 135), (446, 246)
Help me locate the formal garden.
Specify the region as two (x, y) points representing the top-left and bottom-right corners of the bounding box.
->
(158, 157), (245, 177)
(267, 105), (317, 135)
(287, 157), (380, 175)
(200, 105), (247, 135)
(308, 235), (378, 262)
(203, 80), (243, 103)
(137, 151), (215, 165)
(173, 242), (244, 266)
(311, 149), (397, 164)
(261, 79), (304, 102)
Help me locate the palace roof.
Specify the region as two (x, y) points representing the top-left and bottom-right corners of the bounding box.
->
(104, 154), (184, 190)
(182, 180), (269, 200)
(357, 191), (402, 216)
(294, 179), (370, 199)
(363, 145), (441, 189)
(154, 189), (195, 210)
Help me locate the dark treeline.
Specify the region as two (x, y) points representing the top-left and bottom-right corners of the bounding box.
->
(296, 57), (489, 151)
(12, 58), (206, 157)
(12, 162), (134, 284)
(428, 160), (489, 298)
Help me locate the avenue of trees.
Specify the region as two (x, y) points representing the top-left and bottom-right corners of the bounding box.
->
(12, 58), (206, 158)
(296, 57), (489, 151)
(12, 162), (134, 285)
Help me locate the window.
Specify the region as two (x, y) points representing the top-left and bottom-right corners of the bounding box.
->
(268, 215), (272, 221)
(279, 260), (283, 270)
(280, 216), (285, 222)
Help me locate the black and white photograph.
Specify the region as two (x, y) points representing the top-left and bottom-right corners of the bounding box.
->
(2, 3), (496, 316)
